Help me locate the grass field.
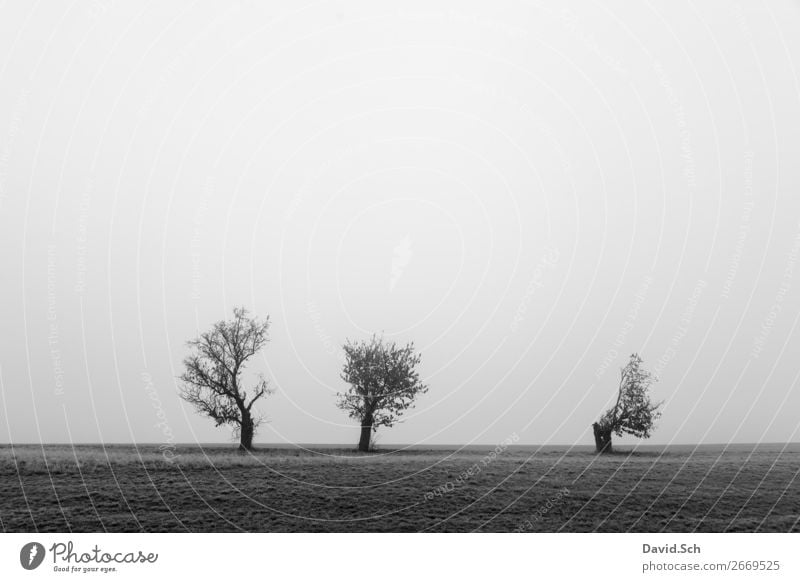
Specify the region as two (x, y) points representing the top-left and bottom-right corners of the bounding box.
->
(1, 443), (798, 532)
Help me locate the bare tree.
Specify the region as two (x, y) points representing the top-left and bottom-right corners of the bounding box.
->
(592, 353), (662, 454)
(180, 307), (272, 451)
(337, 335), (428, 452)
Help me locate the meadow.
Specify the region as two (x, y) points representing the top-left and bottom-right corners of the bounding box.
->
(1, 443), (798, 532)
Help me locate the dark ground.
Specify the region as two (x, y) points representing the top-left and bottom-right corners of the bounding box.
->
(1, 443), (798, 532)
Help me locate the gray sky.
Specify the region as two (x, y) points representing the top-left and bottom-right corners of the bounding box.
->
(1, 0), (800, 447)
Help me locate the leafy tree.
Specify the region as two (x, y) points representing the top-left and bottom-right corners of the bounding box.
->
(337, 335), (428, 452)
(180, 307), (272, 451)
(592, 353), (662, 453)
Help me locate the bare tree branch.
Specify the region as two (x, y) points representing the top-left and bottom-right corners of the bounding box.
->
(178, 307), (272, 450)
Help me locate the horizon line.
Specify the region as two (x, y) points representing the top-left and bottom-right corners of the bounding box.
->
(2, 441), (799, 448)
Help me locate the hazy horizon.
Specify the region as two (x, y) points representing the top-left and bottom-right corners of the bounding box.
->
(5, 441), (800, 455)
(2, 1), (800, 449)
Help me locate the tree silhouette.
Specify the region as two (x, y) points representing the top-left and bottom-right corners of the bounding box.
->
(180, 307), (272, 451)
(337, 335), (428, 452)
(593, 353), (662, 453)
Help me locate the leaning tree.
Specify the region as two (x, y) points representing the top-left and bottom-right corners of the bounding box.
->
(337, 335), (428, 452)
(179, 307), (273, 451)
(592, 353), (662, 454)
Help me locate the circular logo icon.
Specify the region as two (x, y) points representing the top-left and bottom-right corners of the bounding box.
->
(20, 542), (46, 570)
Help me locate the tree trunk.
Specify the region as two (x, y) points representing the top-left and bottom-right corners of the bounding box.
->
(239, 412), (254, 451)
(358, 414), (373, 452)
(593, 422), (613, 454)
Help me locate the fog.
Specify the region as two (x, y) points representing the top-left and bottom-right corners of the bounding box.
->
(1, 0), (799, 447)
